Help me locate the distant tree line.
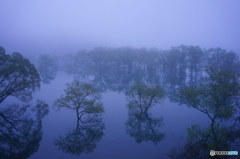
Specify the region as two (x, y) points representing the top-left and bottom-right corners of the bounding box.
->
(1, 44), (240, 158)
(35, 45), (239, 91)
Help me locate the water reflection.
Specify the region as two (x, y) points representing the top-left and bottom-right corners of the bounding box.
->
(126, 110), (165, 145)
(125, 82), (165, 145)
(53, 81), (105, 155)
(167, 60), (240, 158)
(28, 45), (240, 158)
(168, 123), (240, 159)
(0, 100), (49, 159)
(53, 114), (105, 155)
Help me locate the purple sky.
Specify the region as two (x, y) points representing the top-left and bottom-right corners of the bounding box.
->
(1, 0), (240, 55)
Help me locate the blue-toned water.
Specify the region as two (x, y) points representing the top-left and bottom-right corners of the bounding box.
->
(23, 72), (210, 159)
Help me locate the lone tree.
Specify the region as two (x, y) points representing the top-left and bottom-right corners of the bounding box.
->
(170, 65), (240, 158)
(125, 82), (165, 114)
(125, 82), (165, 145)
(53, 80), (104, 129)
(0, 46), (40, 103)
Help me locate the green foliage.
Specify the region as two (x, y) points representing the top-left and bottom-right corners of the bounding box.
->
(126, 82), (165, 112)
(53, 81), (105, 155)
(53, 80), (104, 130)
(170, 66), (240, 159)
(0, 47), (40, 103)
(177, 87), (201, 107)
(125, 82), (165, 145)
(53, 81), (104, 112)
(177, 66), (240, 123)
(168, 48), (240, 158)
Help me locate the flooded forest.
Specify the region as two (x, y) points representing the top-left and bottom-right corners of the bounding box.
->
(1, 45), (240, 159)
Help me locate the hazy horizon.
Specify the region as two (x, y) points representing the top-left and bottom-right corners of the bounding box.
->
(1, 1), (240, 56)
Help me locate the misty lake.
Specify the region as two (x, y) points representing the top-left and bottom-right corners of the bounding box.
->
(1, 46), (240, 159)
(22, 71), (209, 159)
(1, 1), (240, 158)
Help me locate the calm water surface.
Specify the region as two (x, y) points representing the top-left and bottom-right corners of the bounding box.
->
(26, 72), (210, 159)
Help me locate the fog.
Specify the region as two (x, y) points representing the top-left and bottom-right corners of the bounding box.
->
(1, 1), (240, 159)
(1, 1), (240, 55)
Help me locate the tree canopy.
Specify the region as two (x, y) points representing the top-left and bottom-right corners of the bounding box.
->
(53, 80), (104, 127)
(125, 82), (165, 145)
(0, 46), (40, 103)
(53, 80), (105, 155)
(53, 81), (104, 112)
(126, 82), (165, 113)
(168, 51), (240, 158)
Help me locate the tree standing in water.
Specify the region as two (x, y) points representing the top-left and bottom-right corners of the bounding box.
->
(53, 80), (104, 129)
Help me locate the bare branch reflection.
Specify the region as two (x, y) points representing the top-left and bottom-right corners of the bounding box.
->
(125, 82), (165, 145)
(53, 81), (105, 155)
(54, 113), (105, 155)
(0, 100), (49, 159)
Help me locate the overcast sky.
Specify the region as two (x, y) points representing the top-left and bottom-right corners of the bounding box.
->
(1, 0), (240, 55)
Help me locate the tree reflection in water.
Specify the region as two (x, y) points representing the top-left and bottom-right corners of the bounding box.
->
(167, 52), (240, 159)
(126, 110), (165, 145)
(54, 113), (105, 155)
(51, 46), (240, 158)
(125, 82), (165, 145)
(53, 81), (105, 156)
(0, 100), (49, 159)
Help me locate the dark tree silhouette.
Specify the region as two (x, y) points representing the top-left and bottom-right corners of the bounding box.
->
(0, 46), (40, 103)
(125, 82), (165, 144)
(0, 100), (49, 159)
(53, 81), (105, 155)
(53, 80), (104, 128)
(54, 114), (105, 155)
(125, 82), (165, 113)
(168, 51), (240, 158)
(126, 110), (165, 145)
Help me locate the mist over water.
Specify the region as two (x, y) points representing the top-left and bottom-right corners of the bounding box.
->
(1, 1), (240, 55)
(1, 1), (240, 158)
(27, 71), (210, 159)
